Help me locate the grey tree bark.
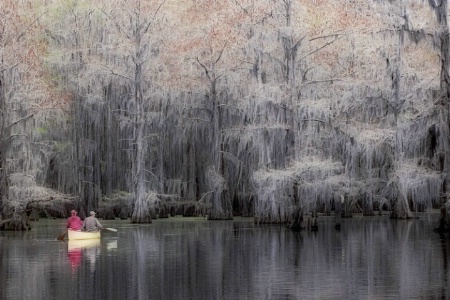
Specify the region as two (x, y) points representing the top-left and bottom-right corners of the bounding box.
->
(428, 0), (450, 212)
(197, 46), (234, 220)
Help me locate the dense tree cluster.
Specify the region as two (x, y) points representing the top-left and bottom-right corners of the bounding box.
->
(1, 0), (449, 229)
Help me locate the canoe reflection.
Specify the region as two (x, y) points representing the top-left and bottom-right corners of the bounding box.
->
(106, 239), (117, 251)
(67, 239), (101, 272)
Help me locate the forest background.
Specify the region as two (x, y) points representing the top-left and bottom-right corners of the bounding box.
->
(1, 0), (449, 230)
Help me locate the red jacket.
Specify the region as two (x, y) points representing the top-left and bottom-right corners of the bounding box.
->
(66, 216), (83, 230)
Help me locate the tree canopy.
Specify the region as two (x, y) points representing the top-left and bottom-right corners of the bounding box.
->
(1, 0), (448, 229)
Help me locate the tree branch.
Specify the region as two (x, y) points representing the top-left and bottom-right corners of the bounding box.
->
(142, 0), (167, 34)
(0, 63), (19, 73)
(6, 114), (34, 128)
(298, 36), (341, 63)
(6, 10), (48, 45)
(196, 56), (211, 82)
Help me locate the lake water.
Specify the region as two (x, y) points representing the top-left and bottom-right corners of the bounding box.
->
(1, 214), (449, 300)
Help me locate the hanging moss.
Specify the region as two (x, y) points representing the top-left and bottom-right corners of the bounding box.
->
(3, 0), (448, 229)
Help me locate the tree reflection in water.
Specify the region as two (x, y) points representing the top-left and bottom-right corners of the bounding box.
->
(1, 216), (450, 299)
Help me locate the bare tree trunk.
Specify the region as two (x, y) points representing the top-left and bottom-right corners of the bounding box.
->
(105, 85), (113, 197)
(197, 48), (233, 220)
(0, 62), (6, 222)
(438, 2), (450, 205)
(209, 78), (233, 220)
(131, 115), (151, 223)
(131, 21), (151, 223)
(390, 4), (413, 219)
(427, 1), (450, 208)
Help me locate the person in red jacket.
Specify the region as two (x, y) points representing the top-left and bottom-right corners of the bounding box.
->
(66, 210), (83, 231)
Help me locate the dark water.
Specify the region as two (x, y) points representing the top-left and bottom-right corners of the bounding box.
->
(1, 214), (449, 300)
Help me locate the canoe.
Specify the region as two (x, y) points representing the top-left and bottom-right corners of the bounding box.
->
(68, 238), (101, 251)
(67, 230), (101, 240)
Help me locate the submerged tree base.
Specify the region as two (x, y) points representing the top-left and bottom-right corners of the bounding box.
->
(433, 206), (450, 233)
(207, 207), (234, 220)
(389, 210), (418, 220)
(0, 214), (31, 231)
(287, 208), (304, 231)
(207, 215), (234, 221)
(130, 216), (152, 224)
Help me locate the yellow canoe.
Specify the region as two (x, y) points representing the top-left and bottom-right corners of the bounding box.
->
(67, 230), (101, 240)
(68, 238), (101, 251)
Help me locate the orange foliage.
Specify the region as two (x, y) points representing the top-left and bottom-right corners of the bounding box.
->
(299, 0), (385, 36)
(1, 0), (71, 112)
(2, 0), (440, 98)
(159, 0), (274, 88)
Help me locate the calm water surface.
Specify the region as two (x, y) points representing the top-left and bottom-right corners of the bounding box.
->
(1, 214), (449, 300)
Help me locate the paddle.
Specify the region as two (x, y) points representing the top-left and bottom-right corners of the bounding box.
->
(104, 228), (118, 232)
(57, 231), (67, 241)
